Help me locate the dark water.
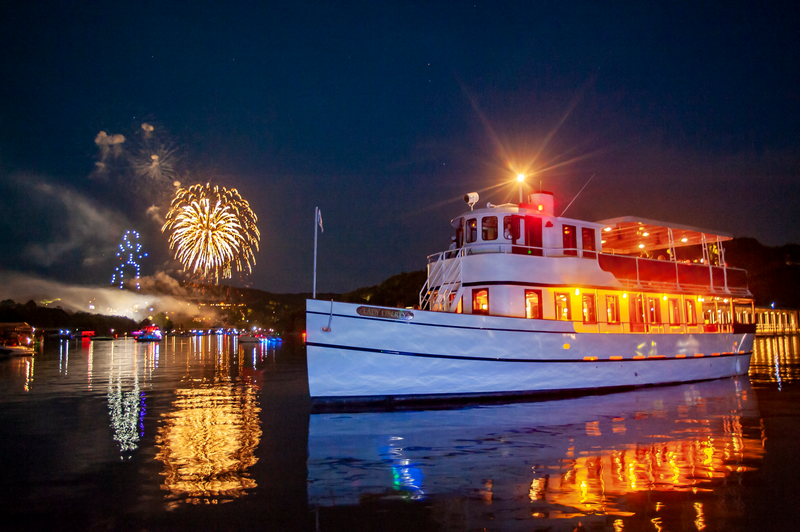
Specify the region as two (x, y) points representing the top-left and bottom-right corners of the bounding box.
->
(1, 335), (799, 531)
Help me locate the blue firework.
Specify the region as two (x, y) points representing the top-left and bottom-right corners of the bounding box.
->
(111, 230), (148, 289)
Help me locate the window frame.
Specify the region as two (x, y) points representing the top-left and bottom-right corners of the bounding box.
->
(581, 227), (597, 259)
(481, 216), (498, 241)
(503, 216), (519, 241)
(629, 294), (645, 323)
(685, 299), (697, 325)
(555, 292), (572, 321)
(606, 295), (620, 324)
(668, 298), (681, 325)
(466, 218), (478, 243)
(582, 293), (597, 324)
(472, 288), (489, 315)
(525, 289), (542, 319)
(647, 297), (662, 324)
(563, 224), (578, 256)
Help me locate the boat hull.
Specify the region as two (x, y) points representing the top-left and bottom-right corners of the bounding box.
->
(306, 300), (753, 403)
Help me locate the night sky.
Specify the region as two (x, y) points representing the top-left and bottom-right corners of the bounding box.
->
(1, 1), (798, 295)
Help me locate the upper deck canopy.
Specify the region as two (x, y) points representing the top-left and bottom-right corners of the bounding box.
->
(595, 216), (732, 255)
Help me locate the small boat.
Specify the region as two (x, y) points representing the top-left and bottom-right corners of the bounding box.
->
(0, 322), (35, 358)
(238, 334), (263, 343)
(133, 325), (163, 342)
(306, 190), (756, 405)
(0, 345), (35, 358)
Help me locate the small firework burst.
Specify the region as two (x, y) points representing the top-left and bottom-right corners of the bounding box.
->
(132, 143), (179, 182)
(161, 183), (260, 282)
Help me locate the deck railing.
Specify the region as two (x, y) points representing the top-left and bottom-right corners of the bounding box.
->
(425, 242), (749, 295)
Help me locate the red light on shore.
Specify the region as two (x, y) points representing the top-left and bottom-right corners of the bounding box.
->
(302, 332), (307, 343)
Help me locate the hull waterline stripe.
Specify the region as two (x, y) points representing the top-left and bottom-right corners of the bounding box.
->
(306, 342), (751, 364)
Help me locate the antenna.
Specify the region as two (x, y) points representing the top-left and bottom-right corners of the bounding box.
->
(559, 174), (596, 217)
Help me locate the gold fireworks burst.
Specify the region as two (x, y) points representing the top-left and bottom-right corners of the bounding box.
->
(162, 184), (260, 282)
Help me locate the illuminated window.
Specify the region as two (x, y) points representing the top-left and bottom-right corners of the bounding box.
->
(525, 290), (541, 319)
(606, 295), (620, 324)
(563, 225), (577, 256)
(481, 216), (498, 241)
(647, 297), (662, 323)
(472, 289), (489, 315)
(555, 293), (571, 321)
(582, 294), (597, 323)
(629, 295), (645, 323)
(668, 299), (681, 325)
(685, 300), (697, 325)
(581, 227), (596, 259)
(702, 302), (716, 324)
(466, 218), (478, 243)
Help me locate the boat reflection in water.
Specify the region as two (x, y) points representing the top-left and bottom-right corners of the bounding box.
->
(154, 334), (263, 507)
(751, 334), (800, 387)
(308, 377), (763, 530)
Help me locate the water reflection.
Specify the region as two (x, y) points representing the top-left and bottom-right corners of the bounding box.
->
(107, 341), (146, 457)
(308, 377), (763, 530)
(155, 335), (262, 506)
(751, 334), (800, 386)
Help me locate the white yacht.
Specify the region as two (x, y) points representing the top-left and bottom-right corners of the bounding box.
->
(306, 191), (756, 405)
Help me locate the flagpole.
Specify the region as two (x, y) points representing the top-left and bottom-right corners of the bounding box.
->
(313, 206), (318, 299)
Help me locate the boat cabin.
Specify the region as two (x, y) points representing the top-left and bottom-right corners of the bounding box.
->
(420, 192), (753, 334)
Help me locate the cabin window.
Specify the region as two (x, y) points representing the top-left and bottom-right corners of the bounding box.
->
(525, 290), (542, 319)
(503, 216), (519, 241)
(647, 297), (662, 323)
(629, 295), (645, 323)
(668, 299), (681, 325)
(466, 218), (478, 243)
(582, 294), (597, 323)
(686, 300), (697, 325)
(472, 289), (489, 315)
(555, 293), (571, 321)
(703, 302), (716, 324)
(482, 216), (498, 241)
(581, 227), (596, 259)
(606, 295), (620, 324)
(563, 225), (577, 256)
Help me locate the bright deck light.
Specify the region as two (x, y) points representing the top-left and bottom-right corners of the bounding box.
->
(517, 174), (525, 182)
